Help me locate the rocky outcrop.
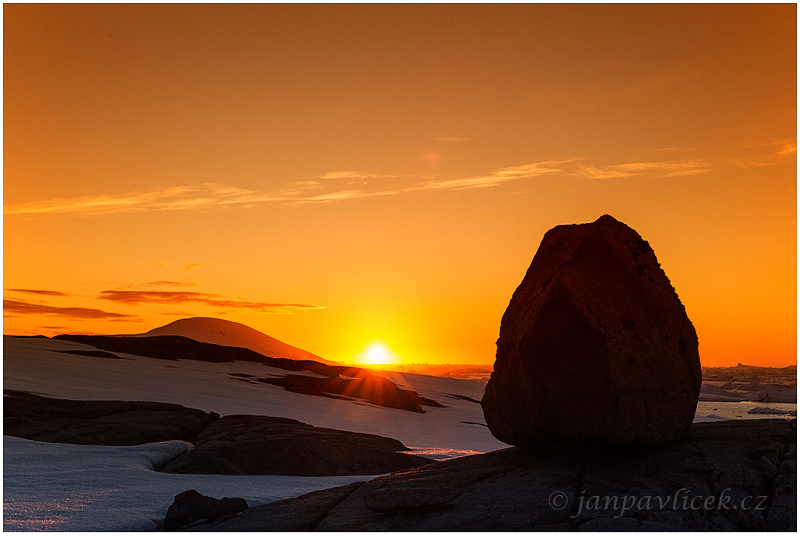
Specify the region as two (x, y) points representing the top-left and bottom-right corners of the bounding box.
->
(482, 215), (701, 445)
(160, 414), (432, 476)
(192, 419), (796, 531)
(3, 390), (218, 446)
(4, 392), (431, 477)
(184, 484), (363, 532)
(164, 490), (247, 530)
(259, 371), (444, 413)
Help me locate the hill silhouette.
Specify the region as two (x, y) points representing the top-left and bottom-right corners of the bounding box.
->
(137, 317), (336, 365)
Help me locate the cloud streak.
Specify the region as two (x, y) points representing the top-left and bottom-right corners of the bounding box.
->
(4, 183), (277, 216)
(4, 299), (133, 319)
(318, 171), (398, 181)
(778, 142), (796, 156)
(574, 159), (709, 179)
(422, 161), (570, 191)
(5, 156), (713, 216)
(724, 138), (797, 168)
(287, 160), (573, 204)
(6, 289), (70, 297)
(99, 290), (325, 314)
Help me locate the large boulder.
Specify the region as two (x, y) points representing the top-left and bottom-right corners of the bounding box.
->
(481, 215), (701, 445)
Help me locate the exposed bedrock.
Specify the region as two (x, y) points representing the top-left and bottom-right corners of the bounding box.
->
(190, 419), (796, 532)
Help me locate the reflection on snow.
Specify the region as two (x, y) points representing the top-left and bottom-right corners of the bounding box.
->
(405, 446), (484, 461)
(4, 490), (118, 530)
(3, 437), (371, 531)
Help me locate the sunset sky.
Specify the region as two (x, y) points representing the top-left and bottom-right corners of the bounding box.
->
(4, 4), (796, 367)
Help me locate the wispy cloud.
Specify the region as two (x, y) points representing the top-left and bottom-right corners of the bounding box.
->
(6, 289), (70, 297)
(99, 290), (325, 314)
(4, 299), (133, 319)
(728, 158), (772, 169)
(421, 160), (570, 191)
(725, 138), (797, 168)
(290, 190), (372, 204)
(318, 171), (398, 181)
(6, 155), (714, 217)
(292, 160), (573, 202)
(612, 160), (709, 177)
(281, 170), (406, 203)
(574, 159), (709, 179)
(5, 160), (569, 214)
(289, 189), (402, 205)
(4, 183), (276, 216)
(573, 164), (633, 180)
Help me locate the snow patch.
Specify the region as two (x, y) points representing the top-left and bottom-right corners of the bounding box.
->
(3, 336), (506, 454)
(3, 436), (372, 531)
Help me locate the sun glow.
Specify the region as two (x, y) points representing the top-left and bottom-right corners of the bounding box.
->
(355, 343), (398, 367)
(366, 344), (389, 364)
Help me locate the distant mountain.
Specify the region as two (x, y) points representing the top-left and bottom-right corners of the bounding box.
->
(136, 317), (336, 365)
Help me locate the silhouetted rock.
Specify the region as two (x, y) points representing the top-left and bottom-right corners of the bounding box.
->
(482, 215), (701, 445)
(195, 419), (796, 531)
(163, 490), (247, 530)
(160, 414), (432, 476)
(260, 371), (445, 413)
(184, 484), (363, 532)
(3, 390), (217, 446)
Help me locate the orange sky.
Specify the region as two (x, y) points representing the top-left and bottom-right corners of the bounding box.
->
(4, 4), (796, 367)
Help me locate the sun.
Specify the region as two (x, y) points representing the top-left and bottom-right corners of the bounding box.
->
(365, 344), (390, 365)
(356, 343), (397, 366)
